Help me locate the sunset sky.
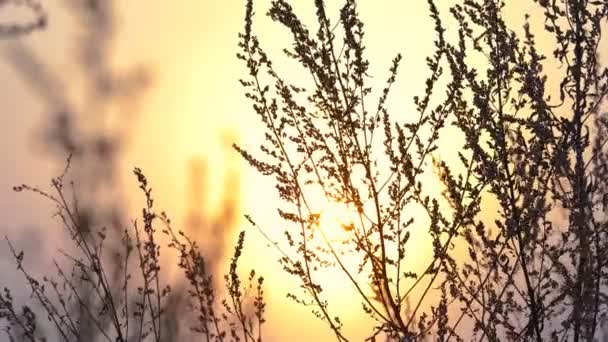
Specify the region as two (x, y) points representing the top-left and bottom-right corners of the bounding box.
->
(0, 1), (591, 341)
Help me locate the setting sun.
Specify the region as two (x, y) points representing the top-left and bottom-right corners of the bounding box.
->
(2, 0), (607, 341)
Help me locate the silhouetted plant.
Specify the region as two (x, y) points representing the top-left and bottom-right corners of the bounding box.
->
(439, 1), (608, 340)
(5, 0), (149, 229)
(0, 162), (266, 342)
(236, 0), (608, 341)
(3, 0), (608, 341)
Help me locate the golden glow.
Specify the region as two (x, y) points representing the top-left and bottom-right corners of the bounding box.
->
(111, 1), (557, 341)
(0, 0), (572, 340)
(316, 200), (357, 236)
(313, 199), (368, 287)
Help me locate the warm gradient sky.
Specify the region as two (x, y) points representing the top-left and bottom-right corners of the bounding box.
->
(0, 1), (576, 341)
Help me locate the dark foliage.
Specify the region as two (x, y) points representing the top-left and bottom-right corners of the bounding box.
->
(236, 0), (608, 340)
(1, 162), (266, 342)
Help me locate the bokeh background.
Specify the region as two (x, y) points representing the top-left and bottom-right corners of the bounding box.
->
(0, 1), (573, 341)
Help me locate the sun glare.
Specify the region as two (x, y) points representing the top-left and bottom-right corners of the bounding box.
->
(308, 199), (372, 302)
(317, 201), (358, 237)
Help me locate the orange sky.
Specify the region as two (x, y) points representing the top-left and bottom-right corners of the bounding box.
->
(121, 3), (446, 338)
(0, 1), (578, 341)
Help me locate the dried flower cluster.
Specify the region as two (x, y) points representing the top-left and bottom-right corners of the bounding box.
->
(1, 162), (266, 342)
(2, 0), (608, 341)
(236, 0), (608, 340)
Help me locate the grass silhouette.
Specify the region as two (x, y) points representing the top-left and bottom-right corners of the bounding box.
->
(3, 0), (608, 341)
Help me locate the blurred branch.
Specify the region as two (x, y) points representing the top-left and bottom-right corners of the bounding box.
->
(0, 0), (46, 38)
